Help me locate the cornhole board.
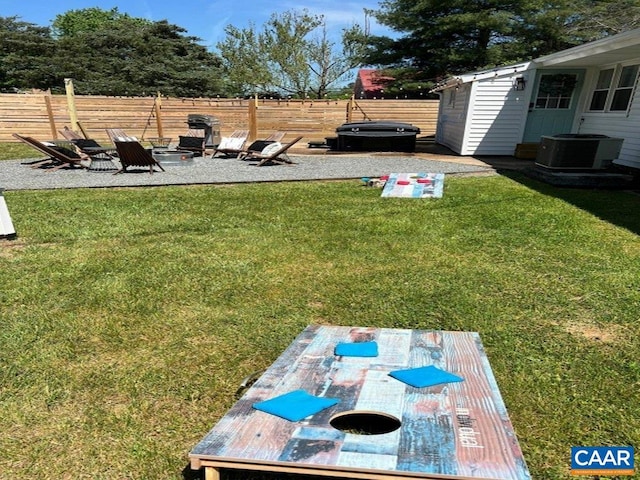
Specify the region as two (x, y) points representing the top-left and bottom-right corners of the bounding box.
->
(189, 325), (531, 480)
(0, 189), (16, 239)
(381, 172), (444, 198)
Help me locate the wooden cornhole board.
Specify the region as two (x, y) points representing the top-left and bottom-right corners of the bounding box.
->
(189, 325), (531, 480)
(0, 189), (16, 239)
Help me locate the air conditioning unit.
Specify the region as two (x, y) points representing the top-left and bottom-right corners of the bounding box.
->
(536, 134), (624, 170)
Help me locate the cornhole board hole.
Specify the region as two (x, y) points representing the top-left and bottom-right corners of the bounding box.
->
(190, 325), (531, 480)
(381, 173), (445, 198)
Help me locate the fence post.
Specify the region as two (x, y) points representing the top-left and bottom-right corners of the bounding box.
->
(64, 78), (79, 132)
(346, 96), (354, 123)
(155, 92), (164, 138)
(44, 92), (57, 139)
(248, 96), (258, 141)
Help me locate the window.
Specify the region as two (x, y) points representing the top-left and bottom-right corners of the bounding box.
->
(611, 65), (639, 111)
(589, 69), (614, 110)
(534, 74), (577, 109)
(588, 64), (639, 112)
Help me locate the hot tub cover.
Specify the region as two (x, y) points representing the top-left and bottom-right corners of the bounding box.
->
(333, 121), (420, 152)
(336, 121), (420, 136)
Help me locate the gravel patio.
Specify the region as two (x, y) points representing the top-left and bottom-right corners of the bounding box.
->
(0, 148), (526, 191)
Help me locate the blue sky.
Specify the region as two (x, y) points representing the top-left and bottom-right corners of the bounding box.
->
(3, 0), (395, 50)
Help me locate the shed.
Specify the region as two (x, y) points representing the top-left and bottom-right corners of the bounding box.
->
(431, 28), (640, 169)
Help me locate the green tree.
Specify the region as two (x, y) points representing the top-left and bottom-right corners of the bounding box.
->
(51, 7), (149, 38)
(217, 9), (367, 98)
(367, 0), (525, 76)
(564, 0), (640, 38)
(0, 17), (59, 92)
(50, 9), (225, 97)
(366, 0), (637, 80)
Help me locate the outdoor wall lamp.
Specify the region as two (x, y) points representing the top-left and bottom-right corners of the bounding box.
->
(514, 76), (526, 91)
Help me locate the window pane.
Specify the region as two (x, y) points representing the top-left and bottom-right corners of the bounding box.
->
(536, 74), (576, 109)
(590, 90), (608, 110)
(539, 74), (571, 96)
(618, 65), (639, 88)
(596, 69), (614, 89)
(611, 88), (632, 111)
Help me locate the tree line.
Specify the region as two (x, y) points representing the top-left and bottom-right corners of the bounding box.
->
(1, 2), (638, 99)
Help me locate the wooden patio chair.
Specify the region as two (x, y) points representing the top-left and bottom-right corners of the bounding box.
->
(237, 131), (287, 160)
(212, 130), (249, 157)
(60, 127), (105, 155)
(114, 140), (165, 174)
(244, 136), (303, 166)
(12, 133), (86, 171)
(59, 126), (84, 142)
(177, 128), (206, 157)
(106, 128), (138, 143)
(263, 131), (286, 142)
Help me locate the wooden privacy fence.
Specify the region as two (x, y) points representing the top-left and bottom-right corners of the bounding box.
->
(0, 92), (439, 144)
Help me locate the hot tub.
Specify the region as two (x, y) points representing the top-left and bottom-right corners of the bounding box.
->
(152, 150), (195, 166)
(333, 121), (421, 152)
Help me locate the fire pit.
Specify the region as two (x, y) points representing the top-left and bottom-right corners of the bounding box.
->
(152, 150), (195, 166)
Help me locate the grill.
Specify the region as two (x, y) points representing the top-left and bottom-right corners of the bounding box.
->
(332, 121), (420, 152)
(186, 114), (221, 147)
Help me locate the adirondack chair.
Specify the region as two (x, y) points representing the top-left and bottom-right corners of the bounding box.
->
(114, 141), (164, 174)
(237, 131), (287, 160)
(244, 136), (303, 166)
(12, 133), (86, 171)
(212, 130), (249, 157)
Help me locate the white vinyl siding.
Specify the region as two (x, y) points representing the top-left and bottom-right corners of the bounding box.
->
(460, 77), (529, 155)
(435, 84), (469, 154)
(581, 76), (640, 167)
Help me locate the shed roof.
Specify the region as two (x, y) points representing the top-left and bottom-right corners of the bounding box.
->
(431, 63), (530, 92)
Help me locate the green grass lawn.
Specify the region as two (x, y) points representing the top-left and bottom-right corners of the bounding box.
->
(0, 142), (35, 161)
(1, 170), (639, 480)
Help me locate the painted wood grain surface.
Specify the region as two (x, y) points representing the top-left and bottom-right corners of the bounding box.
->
(190, 325), (531, 480)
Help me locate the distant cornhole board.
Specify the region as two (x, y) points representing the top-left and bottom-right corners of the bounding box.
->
(0, 188), (16, 239)
(381, 172), (445, 198)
